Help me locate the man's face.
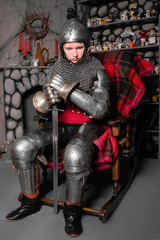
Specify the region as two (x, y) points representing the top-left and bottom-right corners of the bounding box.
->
(63, 42), (85, 63)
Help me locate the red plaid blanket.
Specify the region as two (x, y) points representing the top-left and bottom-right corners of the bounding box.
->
(94, 51), (154, 170)
(95, 51), (154, 116)
(94, 126), (118, 171)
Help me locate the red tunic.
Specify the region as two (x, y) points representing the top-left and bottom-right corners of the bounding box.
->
(58, 104), (92, 124)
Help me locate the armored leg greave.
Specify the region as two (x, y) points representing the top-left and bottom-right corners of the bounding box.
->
(66, 177), (87, 203)
(63, 123), (101, 203)
(10, 124), (52, 194)
(18, 162), (38, 195)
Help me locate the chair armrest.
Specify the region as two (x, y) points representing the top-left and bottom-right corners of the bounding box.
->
(107, 114), (137, 138)
(108, 114), (137, 126)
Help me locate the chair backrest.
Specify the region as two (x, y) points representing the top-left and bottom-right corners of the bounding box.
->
(94, 51), (154, 118)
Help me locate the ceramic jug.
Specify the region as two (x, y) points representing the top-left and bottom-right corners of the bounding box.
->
(35, 42), (49, 66)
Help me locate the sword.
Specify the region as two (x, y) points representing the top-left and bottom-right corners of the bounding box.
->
(32, 88), (60, 214)
(52, 105), (59, 214)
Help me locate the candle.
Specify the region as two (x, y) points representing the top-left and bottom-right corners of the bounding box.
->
(23, 39), (26, 57)
(28, 35), (30, 52)
(129, 42), (133, 48)
(55, 37), (57, 56)
(19, 32), (21, 51)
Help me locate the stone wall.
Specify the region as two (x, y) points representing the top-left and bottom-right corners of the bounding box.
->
(0, 0), (74, 151)
(0, 0), (74, 67)
(3, 67), (50, 143)
(77, 0), (159, 62)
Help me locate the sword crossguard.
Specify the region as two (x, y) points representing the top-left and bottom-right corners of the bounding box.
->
(47, 106), (64, 112)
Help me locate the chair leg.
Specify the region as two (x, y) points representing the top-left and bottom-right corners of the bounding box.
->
(41, 166), (48, 184)
(112, 158), (119, 197)
(113, 180), (119, 197)
(97, 158), (120, 221)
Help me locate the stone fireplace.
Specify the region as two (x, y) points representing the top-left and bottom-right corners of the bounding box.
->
(3, 67), (50, 143)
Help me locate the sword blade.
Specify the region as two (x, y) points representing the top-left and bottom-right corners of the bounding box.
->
(52, 107), (58, 214)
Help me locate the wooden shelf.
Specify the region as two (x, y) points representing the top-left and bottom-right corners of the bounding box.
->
(140, 156), (159, 161)
(87, 16), (158, 30)
(91, 44), (159, 53)
(78, 0), (124, 4)
(141, 74), (159, 79)
(140, 101), (159, 105)
(143, 130), (159, 133)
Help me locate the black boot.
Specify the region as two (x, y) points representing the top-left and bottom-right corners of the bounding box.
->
(6, 195), (41, 221)
(63, 202), (83, 237)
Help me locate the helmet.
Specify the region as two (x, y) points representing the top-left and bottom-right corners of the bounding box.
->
(59, 18), (90, 57)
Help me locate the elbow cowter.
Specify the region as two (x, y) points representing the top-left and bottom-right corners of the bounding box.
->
(69, 67), (110, 119)
(90, 101), (109, 119)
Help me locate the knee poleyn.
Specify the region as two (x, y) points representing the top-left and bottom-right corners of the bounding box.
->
(11, 139), (38, 169)
(63, 140), (90, 174)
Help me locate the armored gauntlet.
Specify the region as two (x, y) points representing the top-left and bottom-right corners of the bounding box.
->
(50, 74), (79, 102)
(33, 84), (61, 114)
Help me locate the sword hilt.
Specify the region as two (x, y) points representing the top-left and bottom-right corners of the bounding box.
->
(48, 105), (64, 112)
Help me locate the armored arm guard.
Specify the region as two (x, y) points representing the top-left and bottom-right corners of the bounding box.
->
(69, 68), (110, 120)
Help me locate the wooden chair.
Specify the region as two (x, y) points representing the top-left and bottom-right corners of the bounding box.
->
(29, 114), (138, 222)
(19, 51), (153, 221)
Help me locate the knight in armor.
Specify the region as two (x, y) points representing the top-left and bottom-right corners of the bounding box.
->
(6, 18), (110, 237)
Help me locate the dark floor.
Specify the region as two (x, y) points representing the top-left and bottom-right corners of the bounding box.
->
(0, 153), (160, 240)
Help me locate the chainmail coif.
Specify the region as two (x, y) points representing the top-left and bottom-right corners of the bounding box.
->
(45, 55), (103, 92)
